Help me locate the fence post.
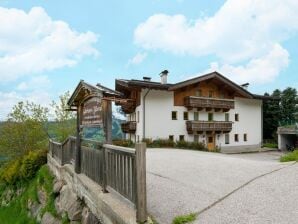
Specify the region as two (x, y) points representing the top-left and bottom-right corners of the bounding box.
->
(102, 146), (107, 193)
(75, 107), (81, 174)
(135, 142), (147, 222)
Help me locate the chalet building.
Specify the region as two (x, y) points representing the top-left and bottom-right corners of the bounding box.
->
(115, 71), (263, 153)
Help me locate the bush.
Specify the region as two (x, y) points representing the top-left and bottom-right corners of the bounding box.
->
(151, 139), (175, 148)
(0, 149), (47, 185)
(112, 139), (134, 148)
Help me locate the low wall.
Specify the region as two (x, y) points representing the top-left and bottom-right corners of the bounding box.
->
(221, 144), (268, 154)
(47, 154), (137, 224)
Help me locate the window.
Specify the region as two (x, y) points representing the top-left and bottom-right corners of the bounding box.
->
(137, 111), (140, 123)
(169, 135), (174, 141)
(194, 112), (199, 121)
(208, 113), (213, 121)
(244, 134), (247, 142)
(172, 111), (177, 120)
(179, 135), (185, 141)
(225, 134), (230, 144)
(234, 134), (239, 142)
(235, 113), (239, 121)
(183, 112), (189, 120)
(209, 91), (214, 98)
(225, 113), (229, 121)
(195, 89), (202, 97)
(194, 135), (199, 143)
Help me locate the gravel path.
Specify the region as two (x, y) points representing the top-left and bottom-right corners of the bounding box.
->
(146, 149), (294, 224)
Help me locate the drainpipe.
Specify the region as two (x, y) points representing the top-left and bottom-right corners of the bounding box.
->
(143, 89), (151, 140)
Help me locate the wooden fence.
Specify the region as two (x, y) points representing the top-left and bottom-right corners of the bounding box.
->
(48, 137), (147, 222)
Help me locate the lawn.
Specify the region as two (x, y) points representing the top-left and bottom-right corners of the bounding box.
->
(280, 150), (298, 162)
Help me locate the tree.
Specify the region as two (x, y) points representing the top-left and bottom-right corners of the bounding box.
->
(50, 91), (76, 142)
(0, 102), (49, 159)
(280, 87), (298, 125)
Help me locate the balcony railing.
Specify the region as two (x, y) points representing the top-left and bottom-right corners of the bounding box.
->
(184, 96), (235, 111)
(121, 121), (137, 133)
(186, 121), (233, 134)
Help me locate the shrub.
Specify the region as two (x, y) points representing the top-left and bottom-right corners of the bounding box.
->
(151, 139), (175, 148)
(0, 149), (47, 185)
(142, 138), (153, 146)
(112, 139), (134, 148)
(172, 213), (196, 224)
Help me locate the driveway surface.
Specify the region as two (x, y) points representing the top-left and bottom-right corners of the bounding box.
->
(146, 149), (297, 224)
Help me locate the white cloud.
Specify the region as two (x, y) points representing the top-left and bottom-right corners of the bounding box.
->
(127, 52), (147, 66)
(17, 75), (51, 91)
(203, 44), (289, 84)
(134, 0), (298, 83)
(0, 6), (99, 82)
(0, 90), (52, 120)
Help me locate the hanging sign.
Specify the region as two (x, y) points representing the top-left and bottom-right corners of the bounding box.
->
(81, 97), (102, 126)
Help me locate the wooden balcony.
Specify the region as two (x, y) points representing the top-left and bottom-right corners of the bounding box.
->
(186, 121), (233, 134)
(184, 96), (235, 111)
(117, 100), (136, 114)
(121, 121), (137, 133)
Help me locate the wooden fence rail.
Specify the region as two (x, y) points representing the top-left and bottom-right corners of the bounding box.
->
(48, 137), (147, 222)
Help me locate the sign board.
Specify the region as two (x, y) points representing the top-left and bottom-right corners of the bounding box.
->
(81, 97), (102, 126)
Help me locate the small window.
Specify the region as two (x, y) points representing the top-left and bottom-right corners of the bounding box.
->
(225, 113), (229, 121)
(209, 91), (214, 98)
(169, 135), (174, 141)
(179, 135), (185, 141)
(194, 112), (199, 121)
(137, 111), (140, 123)
(225, 134), (230, 144)
(172, 111), (177, 120)
(194, 135), (199, 143)
(208, 113), (213, 121)
(195, 89), (202, 97)
(183, 112), (189, 120)
(244, 134), (247, 142)
(235, 113), (239, 121)
(234, 134), (239, 142)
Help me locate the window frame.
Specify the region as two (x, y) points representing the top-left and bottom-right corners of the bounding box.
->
(234, 134), (239, 142)
(208, 113), (214, 121)
(235, 113), (239, 121)
(179, 135), (185, 141)
(225, 134), (230, 144)
(183, 111), (189, 120)
(172, 111), (178, 120)
(244, 133), (247, 142)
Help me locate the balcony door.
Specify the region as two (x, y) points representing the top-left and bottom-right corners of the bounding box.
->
(207, 134), (215, 151)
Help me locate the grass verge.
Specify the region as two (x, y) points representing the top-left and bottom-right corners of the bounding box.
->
(280, 150), (298, 162)
(172, 213), (197, 224)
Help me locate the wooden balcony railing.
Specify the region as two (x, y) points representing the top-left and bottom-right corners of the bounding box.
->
(117, 100), (136, 114)
(121, 121), (137, 133)
(186, 121), (233, 134)
(184, 96), (235, 111)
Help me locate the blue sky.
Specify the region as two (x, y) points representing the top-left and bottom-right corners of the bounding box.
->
(0, 0), (297, 119)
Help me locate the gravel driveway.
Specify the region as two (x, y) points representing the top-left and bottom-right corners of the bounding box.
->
(146, 149), (296, 224)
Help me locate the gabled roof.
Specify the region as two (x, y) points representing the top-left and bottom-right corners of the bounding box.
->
(169, 71), (254, 99)
(68, 80), (122, 107)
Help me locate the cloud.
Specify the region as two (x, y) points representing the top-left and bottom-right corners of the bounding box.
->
(0, 6), (99, 82)
(127, 52), (147, 66)
(134, 0), (298, 83)
(16, 75), (51, 91)
(203, 44), (289, 84)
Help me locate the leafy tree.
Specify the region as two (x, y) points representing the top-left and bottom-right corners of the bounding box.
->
(0, 102), (49, 159)
(280, 87), (298, 125)
(50, 91), (76, 142)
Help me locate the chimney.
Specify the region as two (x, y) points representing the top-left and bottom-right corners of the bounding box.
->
(160, 70), (169, 84)
(143, 76), (151, 81)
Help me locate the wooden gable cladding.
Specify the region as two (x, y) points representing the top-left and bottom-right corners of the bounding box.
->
(174, 80), (234, 106)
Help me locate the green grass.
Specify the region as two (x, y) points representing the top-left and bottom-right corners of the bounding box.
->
(280, 150), (298, 162)
(172, 213), (197, 224)
(0, 165), (55, 224)
(263, 143), (278, 148)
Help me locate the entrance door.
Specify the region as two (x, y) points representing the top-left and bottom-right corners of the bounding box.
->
(207, 134), (215, 151)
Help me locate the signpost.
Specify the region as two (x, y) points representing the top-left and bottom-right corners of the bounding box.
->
(81, 97), (103, 127)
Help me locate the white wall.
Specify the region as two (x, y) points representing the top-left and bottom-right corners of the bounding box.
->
(126, 89), (262, 149)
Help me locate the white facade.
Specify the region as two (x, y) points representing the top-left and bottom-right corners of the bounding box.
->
(126, 89), (262, 152)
